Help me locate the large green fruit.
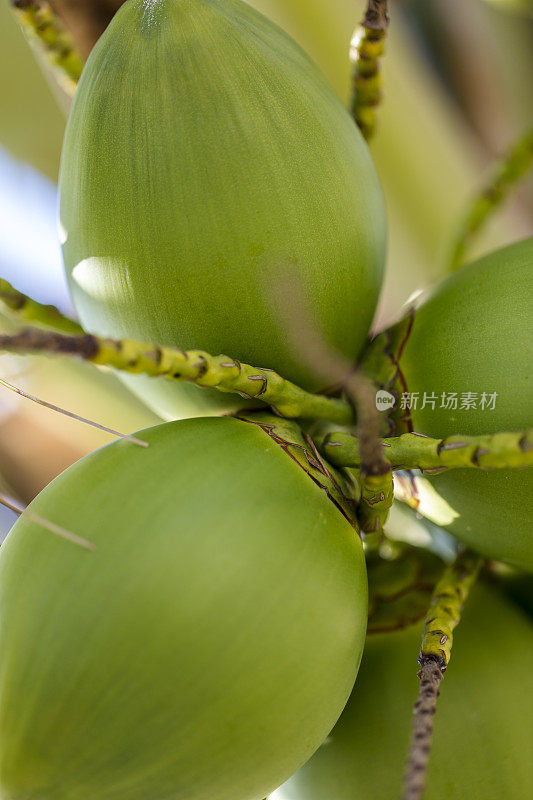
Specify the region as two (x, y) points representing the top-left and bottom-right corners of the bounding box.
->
(274, 584), (533, 800)
(0, 416), (367, 800)
(59, 0), (386, 420)
(397, 238), (533, 570)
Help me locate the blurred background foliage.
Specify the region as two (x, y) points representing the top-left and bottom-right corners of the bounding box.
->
(0, 0), (531, 505)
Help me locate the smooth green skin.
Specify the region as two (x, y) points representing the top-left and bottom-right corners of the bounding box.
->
(0, 416), (367, 800)
(275, 584), (533, 800)
(399, 238), (533, 571)
(59, 0), (386, 420)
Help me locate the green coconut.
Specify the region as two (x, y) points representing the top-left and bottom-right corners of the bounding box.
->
(0, 416), (367, 800)
(274, 583), (533, 800)
(397, 237), (533, 570)
(59, 0), (386, 420)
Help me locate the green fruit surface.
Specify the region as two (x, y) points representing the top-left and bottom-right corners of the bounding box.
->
(274, 584), (533, 800)
(59, 0), (386, 420)
(0, 416), (367, 800)
(399, 238), (533, 570)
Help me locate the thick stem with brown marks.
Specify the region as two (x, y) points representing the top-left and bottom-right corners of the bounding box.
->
(349, 0), (390, 140)
(418, 550), (483, 670)
(0, 278), (83, 335)
(11, 0), (84, 95)
(0, 327), (355, 425)
(358, 468), (393, 551)
(319, 429), (533, 472)
(403, 550), (483, 800)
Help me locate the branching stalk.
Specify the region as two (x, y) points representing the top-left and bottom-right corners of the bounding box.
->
(270, 274), (394, 543)
(271, 274), (390, 477)
(11, 1), (84, 95)
(349, 0), (390, 140)
(358, 467), (394, 549)
(403, 550), (483, 800)
(0, 278), (83, 335)
(450, 128), (533, 271)
(319, 429), (533, 472)
(358, 314), (415, 437)
(418, 550), (483, 671)
(0, 328), (355, 425)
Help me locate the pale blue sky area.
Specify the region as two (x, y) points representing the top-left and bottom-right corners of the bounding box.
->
(0, 146), (74, 315)
(0, 504), (16, 543)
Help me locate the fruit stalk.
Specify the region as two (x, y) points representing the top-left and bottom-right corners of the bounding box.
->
(449, 127), (533, 270)
(0, 327), (355, 425)
(272, 274), (389, 475)
(358, 467), (394, 547)
(358, 313), (415, 436)
(0, 278), (83, 335)
(274, 274), (394, 543)
(403, 549), (483, 800)
(273, 275), (394, 536)
(349, 0), (390, 140)
(11, 0), (83, 95)
(235, 411), (360, 528)
(319, 429), (533, 471)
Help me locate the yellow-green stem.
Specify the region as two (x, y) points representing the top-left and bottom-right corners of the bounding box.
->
(11, 1), (84, 95)
(0, 327), (355, 425)
(402, 549), (483, 800)
(0, 278), (83, 335)
(349, 0), (390, 140)
(419, 549), (483, 670)
(359, 468), (394, 544)
(450, 128), (533, 270)
(319, 429), (533, 472)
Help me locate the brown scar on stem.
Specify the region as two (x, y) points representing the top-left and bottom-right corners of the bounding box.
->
(247, 375), (268, 396)
(193, 356), (208, 378)
(519, 434), (532, 452)
(147, 347), (162, 366)
(362, 0), (390, 30)
(304, 432), (351, 501)
(437, 440), (470, 454)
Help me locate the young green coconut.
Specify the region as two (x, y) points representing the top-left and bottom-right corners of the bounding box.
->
(391, 237), (533, 571)
(59, 0), (386, 420)
(273, 583), (533, 800)
(0, 415), (367, 800)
